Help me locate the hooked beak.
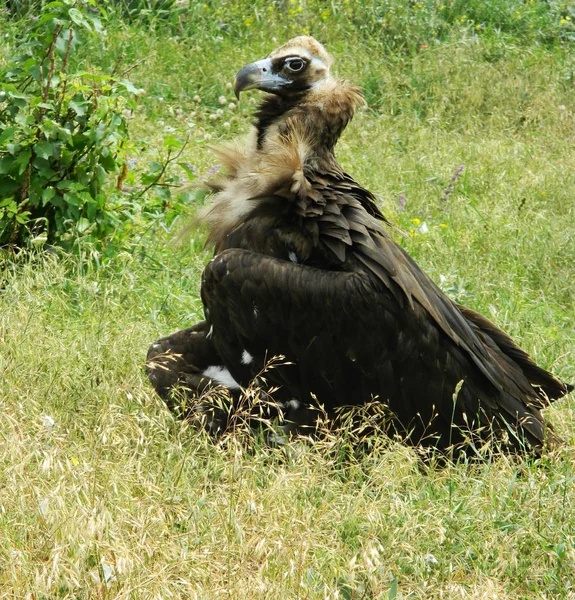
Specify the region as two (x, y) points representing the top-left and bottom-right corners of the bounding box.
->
(233, 57), (291, 99)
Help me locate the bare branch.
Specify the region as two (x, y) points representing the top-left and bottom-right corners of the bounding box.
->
(61, 28), (74, 74)
(42, 23), (62, 105)
(111, 53), (126, 77)
(119, 58), (146, 78)
(56, 28), (75, 118)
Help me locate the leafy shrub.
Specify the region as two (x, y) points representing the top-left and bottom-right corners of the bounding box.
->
(0, 0), (142, 247)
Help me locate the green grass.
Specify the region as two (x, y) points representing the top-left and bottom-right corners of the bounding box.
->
(1, 2), (575, 597)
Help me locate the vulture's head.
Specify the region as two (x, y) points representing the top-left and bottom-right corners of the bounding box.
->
(234, 36), (334, 99)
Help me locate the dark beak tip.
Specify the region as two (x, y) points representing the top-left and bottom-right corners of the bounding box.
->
(233, 59), (283, 99)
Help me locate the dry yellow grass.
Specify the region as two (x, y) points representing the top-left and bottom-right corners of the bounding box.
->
(0, 251), (574, 598)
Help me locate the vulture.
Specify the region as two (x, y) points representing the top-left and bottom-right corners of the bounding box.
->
(147, 36), (572, 455)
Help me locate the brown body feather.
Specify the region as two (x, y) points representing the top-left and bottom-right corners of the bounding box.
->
(147, 36), (571, 454)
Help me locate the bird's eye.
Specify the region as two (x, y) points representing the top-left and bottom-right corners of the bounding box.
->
(285, 58), (306, 73)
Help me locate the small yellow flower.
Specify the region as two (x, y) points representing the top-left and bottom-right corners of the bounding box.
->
(70, 456), (79, 466)
(410, 217), (421, 226)
(560, 18), (566, 24)
(440, 223), (447, 228)
(321, 9), (329, 19)
(409, 228), (415, 236)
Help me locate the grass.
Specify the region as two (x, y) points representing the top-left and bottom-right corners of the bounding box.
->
(1, 255), (575, 598)
(1, 1), (575, 597)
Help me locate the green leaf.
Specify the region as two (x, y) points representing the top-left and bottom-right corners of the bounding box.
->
(56, 180), (76, 190)
(0, 178), (19, 197)
(94, 165), (106, 187)
(86, 201), (97, 220)
(69, 8), (92, 31)
(35, 162), (56, 179)
(42, 187), (56, 206)
(66, 203), (80, 221)
(155, 186), (171, 202)
(55, 35), (70, 57)
(28, 186), (41, 207)
(77, 191), (94, 204)
(21, 57), (36, 71)
(118, 79), (142, 96)
(55, 126), (72, 142)
(163, 135), (183, 149)
(2, 201), (18, 215)
(14, 148), (32, 175)
(0, 157), (16, 175)
(64, 192), (80, 206)
(0, 128), (16, 145)
(51, 194), (64, 209)
(30, 65), (42, 83)
(76, 217), (91, 233)
(39, 120), (57, 139)
(69, 100), (87, 116)
(60, 148), (77, 167)
(35, 141), (55, 160)
(15, 211), (30, 224)
(99, 154), (117, 172)
(38, 12), (61, 25)
(44, 1), (65, 10)
(15, 112), (34, 128)
(90, 17), (103, 34)
(178, 162), (197, 179)
(141, 173), (159, 185)
(6, 143), (21, 156)
(8, 93), (28, 109)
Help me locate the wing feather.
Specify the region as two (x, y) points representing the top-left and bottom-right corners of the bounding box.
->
(202, 249), (560, 450)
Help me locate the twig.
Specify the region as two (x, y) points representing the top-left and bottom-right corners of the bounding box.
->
(41, 23), (62, 106)
(131, 134), (190, 202)
(56, 29), (74, 118)
(20, 164), (30, 202)
(119, 58), (147, 78)
(18, 75), (34, 93)
(111, 53), (126, 77)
